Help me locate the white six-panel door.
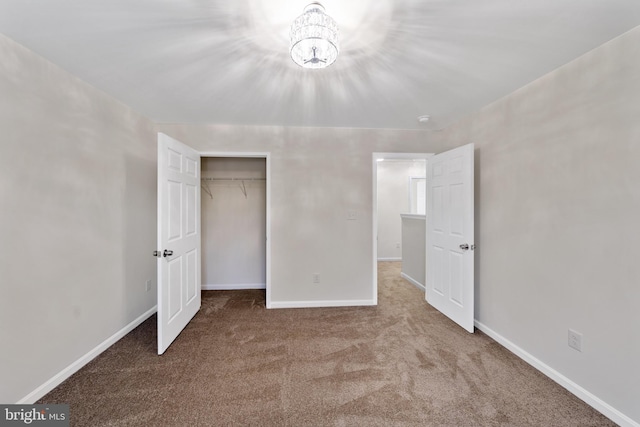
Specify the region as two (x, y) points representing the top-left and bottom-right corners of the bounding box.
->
(157, 133), (201, 354)
(426, 143), (475, 332)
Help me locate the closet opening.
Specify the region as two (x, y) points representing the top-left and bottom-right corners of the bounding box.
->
(200, 156), (269, 301)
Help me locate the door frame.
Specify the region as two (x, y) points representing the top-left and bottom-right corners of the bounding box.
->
(372, 152), (433, 303)
(200, 151), (272, 308)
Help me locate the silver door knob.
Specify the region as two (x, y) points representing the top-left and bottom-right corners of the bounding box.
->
(163, 249), (173, 257)
(460, 244), (470, 250)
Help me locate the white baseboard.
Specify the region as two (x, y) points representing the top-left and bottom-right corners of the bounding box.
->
(202, 283), (266, 290)
(269, 299), (376, 309)
(18, 305), (158, 404)
(400, 272), (425, 292)
(475, 320), (639, 427)
(377, 257), (401, 262)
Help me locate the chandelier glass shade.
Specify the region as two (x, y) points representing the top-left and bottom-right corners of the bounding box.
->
(289, 3), (339, 69)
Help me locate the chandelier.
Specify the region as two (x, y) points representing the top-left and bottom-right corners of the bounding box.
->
(289, 3), (339, 69)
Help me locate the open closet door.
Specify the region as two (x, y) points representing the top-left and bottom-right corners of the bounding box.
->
(426, 143), (475, 333)
(157, 133), (201, 354)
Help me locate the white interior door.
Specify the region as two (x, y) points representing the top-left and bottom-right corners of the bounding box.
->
(426, 143), (475, 332)
(157, 133), (201, 354)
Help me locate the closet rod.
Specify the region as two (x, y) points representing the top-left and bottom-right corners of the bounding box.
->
(201, 177), (266, 181)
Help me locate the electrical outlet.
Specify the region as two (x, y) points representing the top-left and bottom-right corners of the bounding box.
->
(312, 273), (320, 284)
(568, 329), (582, 352)
(145, 279), (152, 292)
(347, 211), (357, 221)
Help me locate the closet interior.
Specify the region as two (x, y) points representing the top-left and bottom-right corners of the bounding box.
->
(201, 157), (267, 290)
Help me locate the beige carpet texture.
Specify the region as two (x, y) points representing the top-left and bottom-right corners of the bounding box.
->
(39, 262), (615, 426)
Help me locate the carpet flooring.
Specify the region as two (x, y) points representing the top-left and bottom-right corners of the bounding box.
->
(40, 262), (616, 426)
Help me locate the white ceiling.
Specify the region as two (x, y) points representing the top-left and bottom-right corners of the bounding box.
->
(1, 0), (639, 130)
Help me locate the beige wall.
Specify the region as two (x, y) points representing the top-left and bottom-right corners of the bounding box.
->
(432, 26), (640, 423)
(156, 124), (442, 305)
(0, 34), (157, 403)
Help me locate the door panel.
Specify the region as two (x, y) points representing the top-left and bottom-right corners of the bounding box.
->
(426, 143), (475, 332)
(450, 252), (463, 306)
(186, 249), (198, 302)
(186, 184), (197, 236)
(158, 133), (201, 354)
(168, 258), (183, 320)
(432, 246), (444, 295)
(168, 181), (182, 240)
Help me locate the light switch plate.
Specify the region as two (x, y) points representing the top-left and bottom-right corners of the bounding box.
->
(568, 329), (582, 352)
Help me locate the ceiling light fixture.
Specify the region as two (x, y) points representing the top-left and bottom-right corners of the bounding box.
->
(290, 3), (339, 69)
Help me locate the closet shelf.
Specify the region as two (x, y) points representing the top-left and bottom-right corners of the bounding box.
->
(201, 177), (266, 181)
(201, 177), (265, 199)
